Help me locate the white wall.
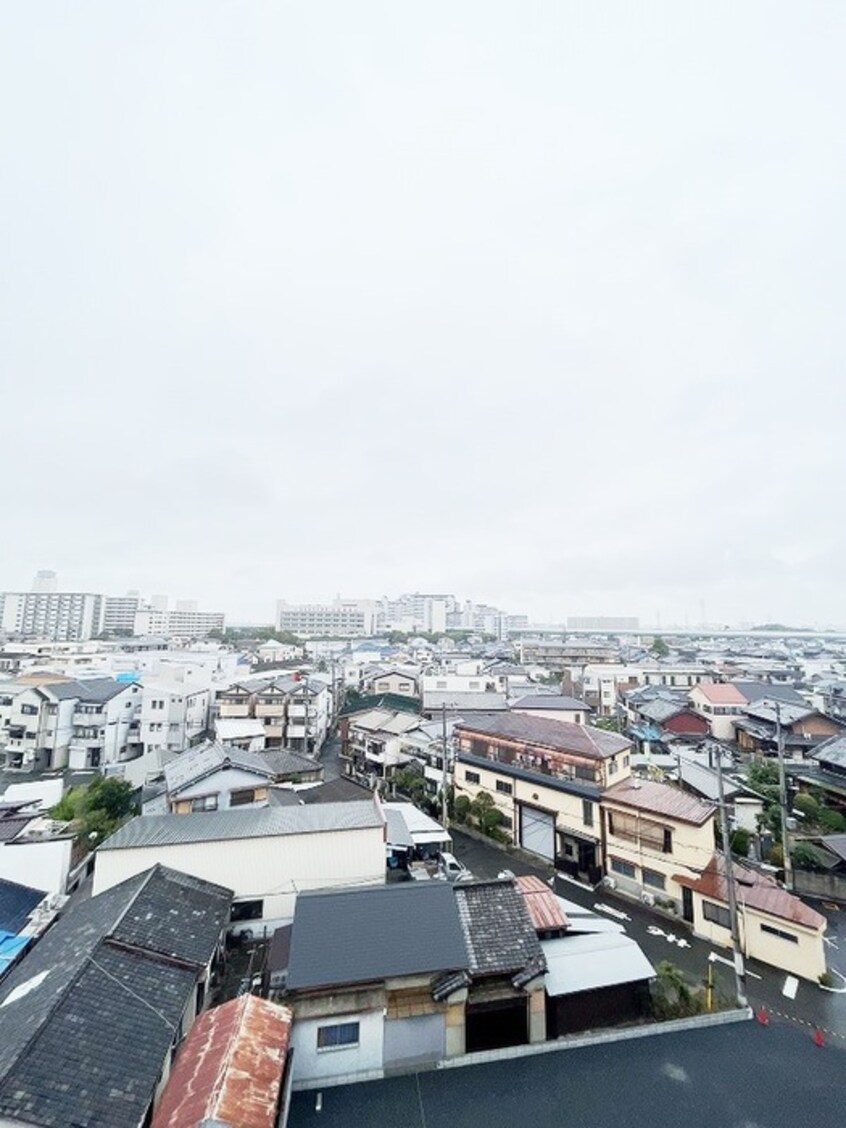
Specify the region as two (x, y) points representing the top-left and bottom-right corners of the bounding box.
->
(92, 824), (386, 930)
(291, 1009), (384, 1084)
(0, 837), (73, 894)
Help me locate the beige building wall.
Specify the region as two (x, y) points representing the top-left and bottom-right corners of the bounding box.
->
(602, 806), (715, 905)
(690, 894), (826, 981)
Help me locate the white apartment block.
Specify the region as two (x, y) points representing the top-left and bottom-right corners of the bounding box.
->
(102, 593), (142, 634)
(134, 601), (225, 638)
(139, 681), (211, 758)
(0, 592), (104, 642)
(1, 677), (142, 772)
(378, 593), (455, 634)
(276, 599), (377, 637)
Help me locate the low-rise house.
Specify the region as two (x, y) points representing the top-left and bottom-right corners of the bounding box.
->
(516, 877), (655, 1036)
(93, 800), (387, 934)
(0, 864), (232, 1128)
(215, 716), (267, 751)
(344, 707), (424, 784)
(0, 802), (74, 894)
(675, 855), (827, 981)
(793, 734), (846, 811)
(689, 683), (748, 741)
(733, 699), (841, 758)
(152, 995), (294, 1128)
(285, 883), (469, 1084)
(368, 667), (421, 698)
(454, 713), (633, 881)
(453, 879), (547, 1052)
(144, 740), (323, 814)
(510, 694), (591, 725)
(601, 778), (716, 910)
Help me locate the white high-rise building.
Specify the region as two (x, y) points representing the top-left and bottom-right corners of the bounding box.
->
(32, 570), (58, 593)
(0, 591), (104, 642)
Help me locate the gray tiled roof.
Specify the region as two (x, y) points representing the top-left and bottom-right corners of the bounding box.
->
(0, 865), (232, 1128)
(0, 878), (45, 935)
(99, 799), (383, 851)
(454, 880), (546, 980)
(812, 735), (846, 769)
(457, 712), (631, 760)
(287, 883), (468, 990)
(511, 694), (589, 712)
(162, 740), (312, 793)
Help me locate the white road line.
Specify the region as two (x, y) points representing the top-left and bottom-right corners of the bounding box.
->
(593, 902), (631, 921)
(782, 975), (799, 1000)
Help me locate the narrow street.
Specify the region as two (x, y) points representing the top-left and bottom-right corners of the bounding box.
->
(450, 829), (846, 1046)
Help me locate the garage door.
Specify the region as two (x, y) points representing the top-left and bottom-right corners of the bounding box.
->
(520, 805), (555, 859)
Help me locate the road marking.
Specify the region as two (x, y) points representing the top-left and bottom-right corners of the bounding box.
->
(782, 975), (799, 1000)
(708, 951), (762, 979)
(593, 902), (631, 921)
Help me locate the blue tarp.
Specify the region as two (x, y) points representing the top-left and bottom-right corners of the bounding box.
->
(0, 932), (31, 977)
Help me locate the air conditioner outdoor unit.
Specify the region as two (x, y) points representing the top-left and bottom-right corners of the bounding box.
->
(641, 891), (655, 907)
(603, 876), (617, 890)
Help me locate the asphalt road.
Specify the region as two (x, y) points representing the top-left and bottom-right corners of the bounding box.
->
(451, 830), (846, 1044)
(317, 729), (342, 781)
(289, 1021), (844, 1128)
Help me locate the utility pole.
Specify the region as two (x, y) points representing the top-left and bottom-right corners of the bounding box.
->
(441, 702), (450, 830)
(775, 702), (793, 891)
(716, 748), (747, 1008)
(303, 677), (310, 757)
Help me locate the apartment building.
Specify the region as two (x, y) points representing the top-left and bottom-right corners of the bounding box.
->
(276, 598), (377, 637)
(0, 591), (104, 642)
(134, 600), (225, 638)
(102, 593), (142, 635)
(216, 675), (331, 753)
(1, 677), (142, 771)
(454, 713), (633, 883)
(139, 681), (211, 758)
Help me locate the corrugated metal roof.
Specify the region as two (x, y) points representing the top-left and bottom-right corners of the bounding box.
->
(151, 996), (292, 1128)
(516, 875), (569, 932)
(99, 800), (384, 851)
(604, 778), (715, 825)
(542, 933), (655, 996)
(511, 695), (589, 712)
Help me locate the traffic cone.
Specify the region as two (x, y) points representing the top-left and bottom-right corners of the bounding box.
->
(814, 1028), (825, 1048)
(757, 1006), (769, 1026)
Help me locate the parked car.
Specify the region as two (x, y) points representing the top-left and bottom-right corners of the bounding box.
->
(438, 852), (473, 882)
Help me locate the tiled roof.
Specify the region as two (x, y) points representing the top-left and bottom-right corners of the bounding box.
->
(456, 712), (631, 760)
(0, 865), (233, 1128)
(0, 879), (45, 935)
(152, 996), (293, 1128)
(99, 799), (384, 850)
(604, 778), (715, 825)
(0, 814), (35, 843)
(675, 855), (826, 930)
(287, 883), (467, 991)
(810, 735), (846, 769)
(454, 880), (546, 982)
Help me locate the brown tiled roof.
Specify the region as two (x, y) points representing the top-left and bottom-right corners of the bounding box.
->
(516, 875), (569, 932)
(675, 855), (826, 931)
(151, 996), (292, 1128)
(603, 778), (715, 826)
(691, 683), (746, 705)
(456, 712), (630, 761)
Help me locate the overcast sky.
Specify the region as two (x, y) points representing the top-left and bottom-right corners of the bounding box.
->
(2, 2), (844, 628)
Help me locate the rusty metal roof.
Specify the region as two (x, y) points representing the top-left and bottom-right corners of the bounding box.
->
(516, 875), (569, 932)
(603, 778), (715, 826)
(674, 856), (826, 931)
(152, 995), (292, 1128)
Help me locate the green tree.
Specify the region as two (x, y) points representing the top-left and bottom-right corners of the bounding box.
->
(50, 777), (138, 852)
(791, 843), (828, 872)
(730, 828), (750, 857)
(651, 636), (670, 659)
(453, 795), (471, 823)
(793, 793), (819, 822)
(818, 807), (846, 834)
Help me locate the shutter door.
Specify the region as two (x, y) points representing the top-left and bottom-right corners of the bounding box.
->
(520, 805), (555, 859)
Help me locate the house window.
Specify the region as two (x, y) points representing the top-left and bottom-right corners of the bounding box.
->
(230, 899), (264, 923)
(500, 814), (513, 830)
(465, 770), (480, 785)
(623, 755), (630, 768)
(702, 900), (731, 930)
(608, 759), (617, 775)
(20, 704), (37, 715)
(230, 789), (256, 807)
(317, 1021), (360, 1050)
(662, 828), (673, 854)
(761, 923), (799, 944)
(610, 857), (636, 879)
(191, 796), (218, 812)
(582, 800), (594, 828)
(643, 868), (666, 891)
(496, 780), (513, 795)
